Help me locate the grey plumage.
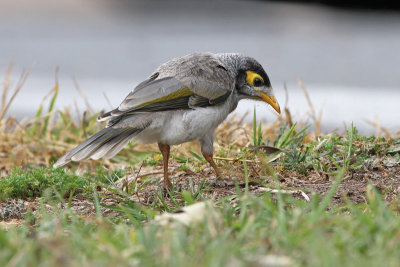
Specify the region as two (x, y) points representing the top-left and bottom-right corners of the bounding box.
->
(54, 52), (280, 187)
(54, 127), (143, 167)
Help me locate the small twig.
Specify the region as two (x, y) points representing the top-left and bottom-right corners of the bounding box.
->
(258, 187), (311, 202)
(214, 153), (284, 164)
(213, 156), (259, 163)
(137, 171), (164, 178)
(313, 137), (330, 151)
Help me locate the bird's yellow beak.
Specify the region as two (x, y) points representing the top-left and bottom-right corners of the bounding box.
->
(257, 91), (281, 114)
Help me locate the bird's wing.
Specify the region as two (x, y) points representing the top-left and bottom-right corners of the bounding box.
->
(117, 76), (230, 112)
(113, 73), (231, 115)
(99, 76), (230, 127)
(97, 53), (233, 125)
(117, 76), (192, 112)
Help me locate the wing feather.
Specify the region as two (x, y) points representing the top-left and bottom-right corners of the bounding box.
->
(118, 77), (191, 112)
(101, 53), (234, 123)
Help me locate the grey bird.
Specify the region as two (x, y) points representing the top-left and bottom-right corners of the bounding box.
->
(54, 52), (280, 190)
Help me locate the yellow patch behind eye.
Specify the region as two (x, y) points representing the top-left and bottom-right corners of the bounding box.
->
(246, 71), (264, 86)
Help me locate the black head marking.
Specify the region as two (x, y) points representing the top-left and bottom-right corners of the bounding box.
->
(242, 57), (271, 87)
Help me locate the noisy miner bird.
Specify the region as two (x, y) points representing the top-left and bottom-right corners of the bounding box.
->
(54, 52), (280, 190)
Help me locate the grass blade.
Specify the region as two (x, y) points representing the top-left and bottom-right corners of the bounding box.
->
(242, 154), (249, 195)
(42, 75), (59, 134)
(253, 106), (257, 146)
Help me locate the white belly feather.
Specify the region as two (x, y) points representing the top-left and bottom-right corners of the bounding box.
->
(134, 97), (234, 145)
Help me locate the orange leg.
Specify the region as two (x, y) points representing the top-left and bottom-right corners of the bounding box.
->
(202, 152), (222, 178)
(158, 143), (172, 190)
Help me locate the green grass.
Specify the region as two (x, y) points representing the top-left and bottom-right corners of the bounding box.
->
(270, 123), (396, 176)
(1, 120), (399, 266)
(0, 167), (89, 200)
(1, 183), (400, 266)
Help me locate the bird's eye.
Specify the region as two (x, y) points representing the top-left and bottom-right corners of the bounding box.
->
(253, 78), (262, 87)
(246, 70), (264, 87)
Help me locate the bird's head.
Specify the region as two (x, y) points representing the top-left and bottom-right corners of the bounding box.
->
(219, 54), (280, 114)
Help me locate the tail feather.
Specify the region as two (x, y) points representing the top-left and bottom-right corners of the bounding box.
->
(54, 127), (139, 167)
(71, 128), (130, 161)
(95, 132), (138, 160)
(90, 130), (137, 160)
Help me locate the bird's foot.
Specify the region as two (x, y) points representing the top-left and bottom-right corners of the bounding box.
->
(160, 181), (182, 198)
